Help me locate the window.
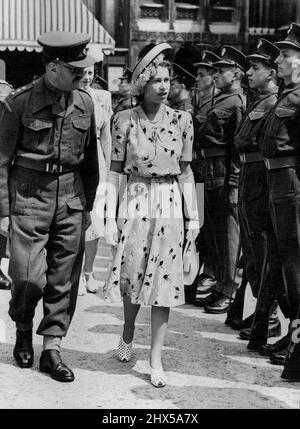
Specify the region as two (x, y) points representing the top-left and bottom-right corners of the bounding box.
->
(175, 1), (200, 21)
(140, 0), (165, 19)
(209, 0), (236, 23)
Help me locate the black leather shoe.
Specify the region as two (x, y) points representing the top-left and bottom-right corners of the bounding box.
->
(281, 345), (300, 381)
(239, 319), (281, 341)
(259, 334), (291, 357)
(269, 347), (288, 366)
(225, 313), (254, 331)
(194, 291), (221, 308)
(205, 294), (231, 314)
(196, 274), (217, 295)
(0, 269), (11, 290)
(40, 350), (75, 382)
(13, 330), (34, 368)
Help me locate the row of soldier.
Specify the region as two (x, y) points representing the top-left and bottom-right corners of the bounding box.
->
(160, 23), (300, 382)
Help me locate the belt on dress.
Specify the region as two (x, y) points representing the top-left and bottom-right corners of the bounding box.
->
(197, 147), (229, 159)
(13, 156), (78, 174)
(264, 156), (300, 170)
(130, 174), (177, 183)
(239, 152), (264, 165)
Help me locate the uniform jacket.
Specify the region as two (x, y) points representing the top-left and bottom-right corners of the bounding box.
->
(194, 88), (246, 189)
(169, 98), (194, 115)
(0, 76), (99, 216)
(260, 83), (300, 158)
(235, 86), (278, 153)
(114, 93), (132, 115)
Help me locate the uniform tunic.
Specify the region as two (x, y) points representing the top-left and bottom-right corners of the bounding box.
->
(259, 83), (300, 321)
(0, 76), (99, 336)
(195, 88), (246, 298)
(104, 105), (193, 307)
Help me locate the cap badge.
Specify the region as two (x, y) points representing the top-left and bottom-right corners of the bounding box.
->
(221, 47), (226, 57)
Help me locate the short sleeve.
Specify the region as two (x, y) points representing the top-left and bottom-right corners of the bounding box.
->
(179, 111), (194, 162)
(111, 110), (131, 162)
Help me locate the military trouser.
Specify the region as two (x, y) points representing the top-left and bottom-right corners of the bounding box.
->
(198, 182), (240, 299)
(267, 166), (300, 374)
(238, 162), (288, 344)
(268, 167), (300, 321)
(8, 165), (86, 337)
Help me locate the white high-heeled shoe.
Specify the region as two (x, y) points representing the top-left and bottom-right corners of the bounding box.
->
(118, 336), (133, 362)
(149, 363), (167, 388)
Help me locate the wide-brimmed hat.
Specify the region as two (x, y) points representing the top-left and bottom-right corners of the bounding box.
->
(131, 43), (174, 84)
(38, 31), (95, 68)
(246, 38), (279, 68)
(193, 50), (221, 70)
(213, 45), (247, 71)
(275, 23), (300, 51)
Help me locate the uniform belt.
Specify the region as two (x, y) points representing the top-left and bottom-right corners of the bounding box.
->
(198, 147), (229, 159)
(264, 156), (300, 170)
(13, 156), (77, 174)
(239, 152), (264, 164)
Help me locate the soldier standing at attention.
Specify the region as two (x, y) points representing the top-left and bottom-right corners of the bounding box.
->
(233, 39), (285, 349)
(114, 67), (133, 115)
(195, 46), (246, 314)
(192, 51), (220, 298)
(168, 44), (199, 115)
(0, 32), (99, 382)
(259, 23), (300, 381)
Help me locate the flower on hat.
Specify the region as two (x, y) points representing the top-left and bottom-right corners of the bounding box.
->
(130, 53), (165, 96)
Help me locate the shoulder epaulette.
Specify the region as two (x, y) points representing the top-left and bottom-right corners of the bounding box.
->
(8, 82), (34, 99)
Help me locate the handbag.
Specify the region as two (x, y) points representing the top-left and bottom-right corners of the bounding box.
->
(183, 239), (199, 286)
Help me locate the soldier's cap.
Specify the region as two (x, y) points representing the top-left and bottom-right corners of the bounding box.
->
(246, 39), (279, 68)
(274, 23), (300, 51)
(172, 43), (198, 86)
(193, 50), (221, 70)
(94, 75), (108, 90)
(172, 63), (196, 86)
(120, 67), (133, 81)
(132, 43), (174, 84)
(213, 45), (247, 71)
(37, 31), (95, 68)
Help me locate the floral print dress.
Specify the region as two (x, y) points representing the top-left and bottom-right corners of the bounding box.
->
(104, 104), (193, 307)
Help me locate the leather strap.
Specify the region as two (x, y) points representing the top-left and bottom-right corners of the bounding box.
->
(197, 147), (229, 159)
(13, 156), (77, 174)
(264, 156), (300, 170)
(239, 152), (264, 164)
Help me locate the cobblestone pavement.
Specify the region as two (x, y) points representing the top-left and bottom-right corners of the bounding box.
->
(0, 242), (300, 409)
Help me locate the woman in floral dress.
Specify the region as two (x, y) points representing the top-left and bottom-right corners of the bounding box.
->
(104, 44), (200, 387)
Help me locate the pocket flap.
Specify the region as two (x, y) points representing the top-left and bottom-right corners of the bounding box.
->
(72, 118), (91, 131)
(275, 107), (296, 118)
(22, 117), (53, 131)
(248, 110), (266, 120)
(213, 109), (232, 119)
(66, 196), (85, 211)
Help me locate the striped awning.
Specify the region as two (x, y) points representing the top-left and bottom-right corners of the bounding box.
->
(0, 0), (115, 60)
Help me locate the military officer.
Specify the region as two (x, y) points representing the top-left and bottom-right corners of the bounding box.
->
(192, 51), (220, 297)
(195, 46), (247, 314)
(259, 23), (300, 380)
(168, 43), (199, 115)
(114, 67), (133, 114)
(232, 39), (286, 348)
(0, 32), (99, 382)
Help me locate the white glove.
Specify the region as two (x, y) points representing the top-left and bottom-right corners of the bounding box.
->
(185, 219), (200, 243)
(104, 219), (120, 247)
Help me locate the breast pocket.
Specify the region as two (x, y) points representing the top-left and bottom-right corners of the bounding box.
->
(72, 116), (91, 156)
(22, 116), (53, 152)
